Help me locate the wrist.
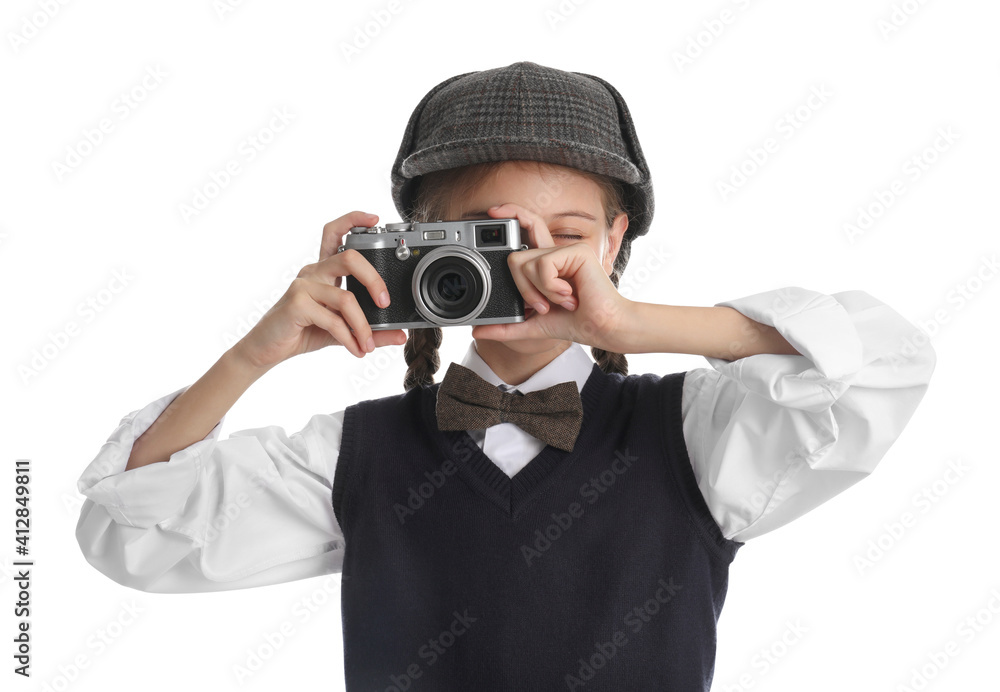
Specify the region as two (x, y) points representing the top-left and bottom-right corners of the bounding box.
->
(609, 301), (702, 356)
(224, 344), (277, 381)
(599, 296), (638, 354)
(608, 302), (789, 359)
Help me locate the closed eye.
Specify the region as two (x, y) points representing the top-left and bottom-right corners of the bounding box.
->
(552, 234), (582, 239)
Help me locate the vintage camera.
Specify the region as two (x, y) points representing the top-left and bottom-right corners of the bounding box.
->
(337, 218), (528, 329)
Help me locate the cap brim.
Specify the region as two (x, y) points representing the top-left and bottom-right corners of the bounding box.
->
(400, 137), (644, 186)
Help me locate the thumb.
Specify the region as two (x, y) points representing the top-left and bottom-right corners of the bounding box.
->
(371, 329), (407, 347)
(471, 317), (550, 343)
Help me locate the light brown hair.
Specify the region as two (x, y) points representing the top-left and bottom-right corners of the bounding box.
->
(402, 160), (633, 391)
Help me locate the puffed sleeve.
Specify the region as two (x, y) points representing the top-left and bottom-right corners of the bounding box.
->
(75, 384), (346, 593)
(680, 286), (937, 542)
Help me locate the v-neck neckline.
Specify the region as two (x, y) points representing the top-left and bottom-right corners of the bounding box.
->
(423, 361), (610, 519)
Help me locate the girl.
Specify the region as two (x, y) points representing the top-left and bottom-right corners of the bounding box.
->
(76, 62), (936, 690)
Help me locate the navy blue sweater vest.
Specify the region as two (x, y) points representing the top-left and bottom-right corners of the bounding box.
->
(332, 363), (742, 691)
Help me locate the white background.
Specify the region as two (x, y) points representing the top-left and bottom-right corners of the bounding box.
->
(2, 0), (998, 690)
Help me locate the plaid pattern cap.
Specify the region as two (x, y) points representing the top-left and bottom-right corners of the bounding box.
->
(390, 61), (654, 244)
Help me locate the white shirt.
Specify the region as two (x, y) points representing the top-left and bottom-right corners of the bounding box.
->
(75, 286), (937, 593)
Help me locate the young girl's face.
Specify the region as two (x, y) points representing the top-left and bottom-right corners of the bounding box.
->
(454, 160), (625, 270)
(453, 159), (628, 354)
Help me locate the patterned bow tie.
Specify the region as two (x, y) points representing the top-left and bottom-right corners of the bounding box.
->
(435, 363), (584, 452)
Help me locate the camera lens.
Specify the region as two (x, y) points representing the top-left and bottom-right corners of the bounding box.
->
(425, 261), (480, 318)
(412, 246), (491, 325)
(436, 271), (467, 302)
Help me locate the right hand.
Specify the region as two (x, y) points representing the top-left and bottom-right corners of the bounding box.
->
(232, 211), (408, 370)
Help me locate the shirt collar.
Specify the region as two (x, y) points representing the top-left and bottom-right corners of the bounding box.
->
(458, 341), (595, 395)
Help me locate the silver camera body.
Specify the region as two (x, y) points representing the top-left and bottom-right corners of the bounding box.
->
(337, 218), (528, 330)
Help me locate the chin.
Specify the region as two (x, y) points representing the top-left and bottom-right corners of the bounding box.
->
(496, 338), (563, 354)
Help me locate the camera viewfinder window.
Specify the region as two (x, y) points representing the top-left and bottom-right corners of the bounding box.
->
(476, 224), (506, 247)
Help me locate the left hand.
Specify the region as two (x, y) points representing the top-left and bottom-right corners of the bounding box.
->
(470, 203), (630, 351)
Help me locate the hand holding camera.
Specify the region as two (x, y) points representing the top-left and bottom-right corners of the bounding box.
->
(231, 211), (409, 370)
(231, 212), (533, 372)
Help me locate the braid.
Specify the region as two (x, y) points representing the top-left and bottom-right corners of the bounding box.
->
(590, 236), (631, 377)
(403, 326), (443, 391)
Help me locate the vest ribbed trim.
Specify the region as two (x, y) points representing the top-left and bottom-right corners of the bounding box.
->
(662, 371), (743, 562)
(331, 391), (360, 532)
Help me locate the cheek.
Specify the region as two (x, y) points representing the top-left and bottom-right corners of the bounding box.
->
(585, 238), (607, 261)
(594, 238), (616, 273)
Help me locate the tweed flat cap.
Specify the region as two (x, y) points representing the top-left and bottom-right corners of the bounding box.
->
(390, 61), (654, 245)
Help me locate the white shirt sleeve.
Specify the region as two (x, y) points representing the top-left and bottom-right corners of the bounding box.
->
(74, 385), (346, 593)
(681, 286), (937, 542)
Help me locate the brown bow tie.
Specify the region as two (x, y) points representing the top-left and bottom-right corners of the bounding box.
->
(435, 363), (584, 452)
